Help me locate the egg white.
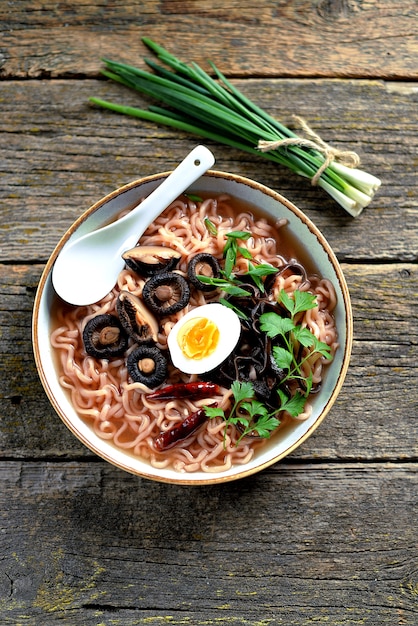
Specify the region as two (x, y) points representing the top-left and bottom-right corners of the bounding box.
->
(167, 303), (241, 375)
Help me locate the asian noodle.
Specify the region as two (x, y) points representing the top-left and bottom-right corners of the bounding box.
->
(51, 194), (338, 472)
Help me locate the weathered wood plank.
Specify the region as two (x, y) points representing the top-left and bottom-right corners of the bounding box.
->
(0, 461), (416, 624)
(1, 78), (417, 263)
(1, 263), (417, 461)
(1, 4), (416, 625)
(1, 0), (417, 79)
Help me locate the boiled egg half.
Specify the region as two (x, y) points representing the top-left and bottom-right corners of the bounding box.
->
(167, 303), (241, 375)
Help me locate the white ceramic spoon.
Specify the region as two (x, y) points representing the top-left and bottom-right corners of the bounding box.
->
(52, 145), (215, 306)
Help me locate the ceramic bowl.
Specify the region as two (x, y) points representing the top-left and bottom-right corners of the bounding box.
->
(32, 169), (353, 484)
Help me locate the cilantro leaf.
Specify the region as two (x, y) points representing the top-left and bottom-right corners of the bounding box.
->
(231, 380), (255, 404)
(293, 290), (318, 316)
(206, 380), (280, 447)
(259, 312), (295, 338)
(272, 345), (293, 370)
(278, 289), (295, 315)
(201, 246), (334, 445)
(279, 288), (317, 317)
(203, 405), (225, 419)
(312, 337), (333, 359)
(229, 414), (250, 429)
(239, 399), (268, 419)
(277, 389), (307, 417)
(235, 398), (280, 442)
(293, 325), (317, 348)
(252, 414), (280, 438)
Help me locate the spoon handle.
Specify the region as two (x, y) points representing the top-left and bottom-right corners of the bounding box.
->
(51, 145), (215, 306)
(113, 144), (215, 250)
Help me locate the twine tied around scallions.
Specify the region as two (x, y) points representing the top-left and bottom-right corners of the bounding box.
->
(258, 115), (361, 185)
(90, 38), (381, 217)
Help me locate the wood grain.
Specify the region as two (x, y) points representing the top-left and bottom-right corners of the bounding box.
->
(0, 461), (417, 624)
(1, 263), (417, 461)
(1, 0), (417, 79)
(1, 78), (417, 263)
(1, 2), (417, 624)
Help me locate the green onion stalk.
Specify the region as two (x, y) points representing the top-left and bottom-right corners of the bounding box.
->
(90, 38), (381, 217)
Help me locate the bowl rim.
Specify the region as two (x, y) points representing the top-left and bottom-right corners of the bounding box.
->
(32, 169), (353, 485)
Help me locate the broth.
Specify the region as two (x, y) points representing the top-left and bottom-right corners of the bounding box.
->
(50, 192), (338, 473)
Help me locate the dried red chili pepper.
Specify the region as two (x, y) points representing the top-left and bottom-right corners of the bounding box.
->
(154, 404), (217, 452)
(147, 381), (221, 401)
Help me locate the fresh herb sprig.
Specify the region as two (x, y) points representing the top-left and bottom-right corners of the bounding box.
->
(197, 228), (255, 294)
(90, 38), (381, 217)
(198, 261), (278, 299)
(197, 276), (251, 298)
(204, 381), (280, 447)
(260, 289), (332, 397)
(223, 230), (252, 278)
(198, 227), (278, 298)
(205, 289), (333, 446)
(246, 261), (279, 293)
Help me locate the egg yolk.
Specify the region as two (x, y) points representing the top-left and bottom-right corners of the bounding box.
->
(177, 317), (220, 360)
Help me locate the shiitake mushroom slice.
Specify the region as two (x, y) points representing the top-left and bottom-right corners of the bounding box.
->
(187, 252), (221, 291)
(142, 272), (190, 316)
(82, 314), (128, 359)
(116, 291), (159, 344)
(127, 345), (168, 388)
(122, 245), (181, 277)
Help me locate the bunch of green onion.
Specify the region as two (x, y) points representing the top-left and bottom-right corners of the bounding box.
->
(90, 38), (381, 217)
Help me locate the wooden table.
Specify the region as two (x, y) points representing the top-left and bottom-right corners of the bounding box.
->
(1, 2), (417, 624)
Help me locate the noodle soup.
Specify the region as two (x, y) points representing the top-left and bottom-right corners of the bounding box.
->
(50, 192), (339, 474)
(33, 170), (352, 484)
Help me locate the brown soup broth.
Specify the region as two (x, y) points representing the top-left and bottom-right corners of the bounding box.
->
(195, 191), (319, 276)
(50, 192), (338, 472)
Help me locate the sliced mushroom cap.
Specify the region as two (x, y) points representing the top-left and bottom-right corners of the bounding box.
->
(127, 345), (168, 388)
(142, 272), (190, 316)
(82, 314), (128, 359)
(187, 252), (221, 291)
(116, 290), (159, 343)
(122, 245), (181, 277)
